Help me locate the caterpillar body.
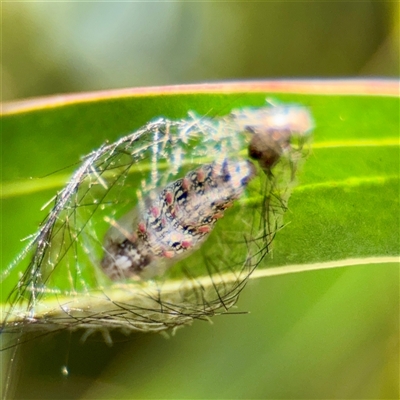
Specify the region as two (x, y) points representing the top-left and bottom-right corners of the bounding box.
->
(101, 159), (256, 280)
(1, 100), (313, 353)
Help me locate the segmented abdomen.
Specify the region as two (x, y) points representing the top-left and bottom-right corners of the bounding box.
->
(101, 159), (256, 280)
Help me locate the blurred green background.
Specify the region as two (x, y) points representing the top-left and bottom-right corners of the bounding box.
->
(1, 2), (399, 400)
(2, 1), (399, 102)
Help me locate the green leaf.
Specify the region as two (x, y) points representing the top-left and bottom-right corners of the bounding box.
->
(1, 81), (399, 399)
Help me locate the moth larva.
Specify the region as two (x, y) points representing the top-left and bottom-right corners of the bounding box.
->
(101, 159), (256, 280)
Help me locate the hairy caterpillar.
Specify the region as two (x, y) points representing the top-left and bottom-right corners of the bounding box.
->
(101, 159), (256, 280)
(1, 100), (313, 353)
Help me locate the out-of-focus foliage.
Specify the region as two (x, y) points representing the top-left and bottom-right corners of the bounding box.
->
(2, 2), (399, 101)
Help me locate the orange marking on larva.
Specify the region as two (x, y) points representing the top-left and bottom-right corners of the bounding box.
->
(182, 177), (191, 191)
(162, 250), (175, 258)
(151, 206), (160, 218)
(214, 212), (225, 220)
(198, 225), (211, 233)
(181, 240), (192, 248)
(197, 168), (206, 183)
(165, 191), (173, 205)
(222, 201), (234, 210)
(138, 222), (146, 233)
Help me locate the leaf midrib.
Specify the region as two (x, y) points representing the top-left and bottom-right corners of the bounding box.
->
(1, 140), (398, 199)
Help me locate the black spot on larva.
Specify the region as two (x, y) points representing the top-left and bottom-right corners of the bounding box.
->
(176, 190), (188, 203)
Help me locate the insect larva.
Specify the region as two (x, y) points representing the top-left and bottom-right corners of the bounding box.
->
(101, 159), (256, 280)
(1, 100), (313, 354)
(231, 105), (313, 173)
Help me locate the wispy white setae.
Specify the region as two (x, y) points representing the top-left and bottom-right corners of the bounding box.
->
(1, 101), (313, 350)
